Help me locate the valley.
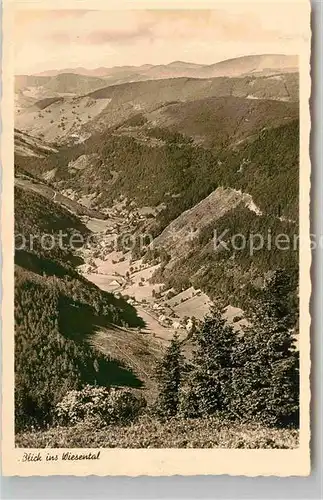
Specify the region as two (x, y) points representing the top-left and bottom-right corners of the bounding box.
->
(15, 53), (299, 358)
(75, 193), (250, 346)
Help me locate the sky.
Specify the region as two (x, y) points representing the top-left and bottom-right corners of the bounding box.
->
(14, 5), (308, 74)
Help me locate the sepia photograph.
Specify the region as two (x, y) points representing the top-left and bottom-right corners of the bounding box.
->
(1, 0), (312, 476)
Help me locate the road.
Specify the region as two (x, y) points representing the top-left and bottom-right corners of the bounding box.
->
(136, 306), (177, 343)
(85, 272), (177, 345)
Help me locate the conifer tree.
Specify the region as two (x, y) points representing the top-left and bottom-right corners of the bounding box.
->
(183, 307), (236, 417)
(230, 269), (299, 426)
(155, 333), (183, 418)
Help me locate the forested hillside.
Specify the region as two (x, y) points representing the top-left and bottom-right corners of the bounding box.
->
(152, 207), (298, 309)
(15, 116), (299, 226)
(148, 120), (299, 306)
(15, 72), (298, 145)
(15, 186), (145, 431)
(15, 94), (299, 310)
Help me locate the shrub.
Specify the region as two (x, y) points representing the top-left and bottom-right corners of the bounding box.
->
(56, 385), (146, 427)
(123, 114), (148, 127)
(16, 415), (299, 449)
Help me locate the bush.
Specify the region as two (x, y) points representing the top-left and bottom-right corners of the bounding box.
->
(122, 114), (148, 127)
(16, 415), (299, 449)
(56, 385), (146, 427)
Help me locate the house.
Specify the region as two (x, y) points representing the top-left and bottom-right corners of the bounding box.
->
(110, 279), (122, 287)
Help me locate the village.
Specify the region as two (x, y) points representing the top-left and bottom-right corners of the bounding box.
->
(77, 199), (246, 346)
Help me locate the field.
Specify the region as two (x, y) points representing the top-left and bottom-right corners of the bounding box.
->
(16, 416), (299, 449)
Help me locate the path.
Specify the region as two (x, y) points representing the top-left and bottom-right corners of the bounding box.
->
(136, 306), (177, 343)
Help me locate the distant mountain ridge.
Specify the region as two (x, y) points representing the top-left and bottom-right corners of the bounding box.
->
(15, 54), (298, 114)
(23, 54), (298, 80)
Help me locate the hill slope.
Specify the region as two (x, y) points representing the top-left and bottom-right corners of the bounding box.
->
(15, 73), (109, 99)
(150, 120), (299, 306)
(15, 184), (163, 431)
(15, 114), (298, 242)
(195, 54), (298, 78)
(15, 73), (299, 145)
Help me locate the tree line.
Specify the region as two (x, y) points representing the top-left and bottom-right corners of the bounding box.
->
(154, 270), (299, 428)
